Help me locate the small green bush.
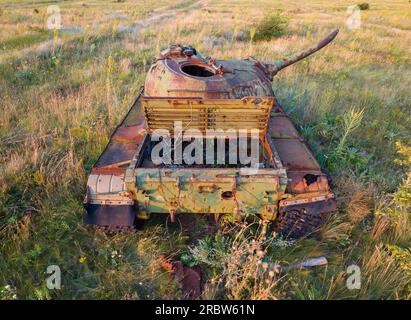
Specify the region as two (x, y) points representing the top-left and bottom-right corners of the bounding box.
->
(253, 13), (288, 41)
(358, 3), (370, 10)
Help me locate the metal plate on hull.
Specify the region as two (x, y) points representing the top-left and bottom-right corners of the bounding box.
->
(132, 168), (286, 219)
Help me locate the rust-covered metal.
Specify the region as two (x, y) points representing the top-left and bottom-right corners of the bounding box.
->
(262, 29), (339, 79)
(84, 29), (339, 238)
(141, 96), (273, 136)
(160, 256), (202, 299)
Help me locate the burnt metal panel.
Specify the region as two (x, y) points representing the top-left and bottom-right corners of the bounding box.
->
(269, 115), (300, 139)
(94, 140), (140, 168)
(286, 171), (330, 194)
(272, 139), (320, 171)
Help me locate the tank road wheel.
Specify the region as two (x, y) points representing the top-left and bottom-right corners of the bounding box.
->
(275, 209), (328, 238)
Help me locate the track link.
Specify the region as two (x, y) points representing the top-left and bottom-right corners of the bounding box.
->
(275, 209), (328, 238)
(93, 225), (137, 234)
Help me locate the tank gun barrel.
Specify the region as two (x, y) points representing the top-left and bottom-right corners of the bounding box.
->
(263, 29), (339, 79)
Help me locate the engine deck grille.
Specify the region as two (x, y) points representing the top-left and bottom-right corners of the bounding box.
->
(141, 96), (274, 137)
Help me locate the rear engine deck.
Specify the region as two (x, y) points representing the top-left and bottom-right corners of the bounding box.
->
(85, 93), (335, 227)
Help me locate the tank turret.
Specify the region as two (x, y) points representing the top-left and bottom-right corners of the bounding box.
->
(144, 29), (339, 99)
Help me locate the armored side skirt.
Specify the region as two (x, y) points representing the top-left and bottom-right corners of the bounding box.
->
(83, 203), (136, 227)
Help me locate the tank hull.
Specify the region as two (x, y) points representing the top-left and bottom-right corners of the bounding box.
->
(84, 41), (338, 237)
(84, 92), (336, 237)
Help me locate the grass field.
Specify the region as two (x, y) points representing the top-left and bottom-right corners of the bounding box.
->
(0, 0), (410, 299)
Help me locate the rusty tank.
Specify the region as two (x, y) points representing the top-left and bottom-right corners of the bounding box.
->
(83, 29), (339, 237)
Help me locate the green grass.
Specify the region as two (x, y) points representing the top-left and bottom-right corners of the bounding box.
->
(358, 3), (370, 10)
(253, 12), (288, 41)
(0, 0), (410, 300)
(0, 31), (50, 51)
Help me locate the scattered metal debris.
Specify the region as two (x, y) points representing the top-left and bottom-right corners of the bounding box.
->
(160, 256), (203, 299)
(288, 256), (328, 270)
(260, 256), (328, 275)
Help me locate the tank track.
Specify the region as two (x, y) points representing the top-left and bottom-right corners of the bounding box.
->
(91, 212), (328, 238)
(93, 225), (137, 233)
(275, 209), (328, 238)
